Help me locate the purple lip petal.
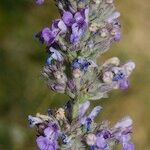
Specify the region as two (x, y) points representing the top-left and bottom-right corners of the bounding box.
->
(62, 11), (74, 26)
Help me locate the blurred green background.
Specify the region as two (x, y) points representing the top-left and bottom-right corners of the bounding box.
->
(0, 0), (150, 149)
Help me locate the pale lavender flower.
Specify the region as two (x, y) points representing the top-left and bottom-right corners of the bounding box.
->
(114, 117), (134, 150)
(114, 117), (133, 129)
(46, 47), (64, 65)
(80, 106), (102, 131)
(107, 11), (121, 23)
(88, 106), (102, 121)
(79, 101), (90, 118)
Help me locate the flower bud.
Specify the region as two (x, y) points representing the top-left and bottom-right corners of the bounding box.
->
(93, 0), (101, 4)
(50, 84), (65, 93)
(106, 0), (113, 4)
(103, 71), (114, 83)
(56, 108), (65, 120)
(103, 57), (120, 67)
(89, 23), (99, 32)
(72, 69), (82, 78)
(100, 28), (108, 38)
(86, 134), (96, 146)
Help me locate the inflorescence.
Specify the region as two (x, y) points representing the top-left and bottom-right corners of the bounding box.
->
(29, 0), (135, 149)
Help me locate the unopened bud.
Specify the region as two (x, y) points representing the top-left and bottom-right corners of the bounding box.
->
(86, 134), (96, 145)
(100, 28), (108, 38)
(106, 0), (113, 4)
(103, 71), (113, 83)
(72, 69), (82, 78)
(103, 57), (120, 67)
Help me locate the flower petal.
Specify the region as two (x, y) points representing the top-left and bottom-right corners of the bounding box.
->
(88, 106), (102, 120)
(79, 101), (90, 118)
(62, 11), (74, 26)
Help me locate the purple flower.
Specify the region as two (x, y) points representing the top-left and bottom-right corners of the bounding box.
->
(123, 142), (135, 150)
(52, 19), (67, 33)
(96, 130), (111, 149)
(36, 136), (56, 150)
(71, 58), (91, 71)
(114, 29), (121, 41)
(36, 0), (44, 5)
(42, 20), (66, 45)
(42, 28), (57, 45)
(118, 79), (129, 90)
(111, 26), (122, 41)
(112, 67), (129, 90)
(80, 106), (102, 131)
(62, 8), (89, 44)
(62, 11), (75, 26)
(36, 123), (59, 150)
(71, 8), (89, 44)
(44, 123), (59, 140)
(96, 135), (107, 149)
